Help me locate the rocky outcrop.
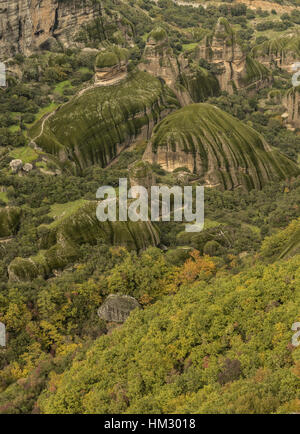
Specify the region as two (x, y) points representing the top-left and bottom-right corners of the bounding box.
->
(179, 62), (220, 103)
(139, 27), (179, 89)
(143, 103), (300, 191)
(138, 27), (193, 105)
(23, 162), (33, 173)
(198, 18), (271, 94)
(9, 159), (33, 174)
(8, 201), (160, 281)
(0, 0), (96, 57)
(94, 45), (129, 85)
(97, 294), (142, 323)
(9, 159), (23, 173)
(282, 87), (300, 129)
(31, 70), (180, 172)
(252, 31), (300, 73)
(129, 161), (155, 193)
(0, 0), (133, 58)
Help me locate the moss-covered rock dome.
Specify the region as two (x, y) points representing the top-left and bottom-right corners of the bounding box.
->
(143, 103), (299, 191)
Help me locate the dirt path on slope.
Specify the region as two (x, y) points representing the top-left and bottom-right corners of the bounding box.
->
(30, 74), (128, 148)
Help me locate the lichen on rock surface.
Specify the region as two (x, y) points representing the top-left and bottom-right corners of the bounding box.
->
(32, 70), (179, 172)
(143, 103), (300, 191)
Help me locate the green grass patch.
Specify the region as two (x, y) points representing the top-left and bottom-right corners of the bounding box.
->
(25, 102), (59, 137)
(0, 191), (8, 203)
(48, 199), (89, 228)
(182, 42), (198, 52)
(8, 125), (20, 132)
(54, 80), (72, 96)
(9, 146), (38, 163)
(204, 219), (222, 230)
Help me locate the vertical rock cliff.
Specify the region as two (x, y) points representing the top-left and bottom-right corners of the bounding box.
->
(283, 87), (300, 129)
(198, 17), (271, 94)
(0, 0), (101, 58)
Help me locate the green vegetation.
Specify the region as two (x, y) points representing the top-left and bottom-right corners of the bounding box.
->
(252, 29), (300, 60)
(244, 56), (271, 85)
(148, 26), (168, 43)
(1, 0), (300, 416)
(261, 218), (300, 261)
(32, 71), (179, 172)
(9, 147), (38, 164)
(180, 66), (220, 102)
(37, 253), (300, 414)
(8, 201), (159, 281)
(95, 46), (129, 69)
(47, 199), (88, 227)
(148, 103), (299, 191)
(0, 207), (22, 238)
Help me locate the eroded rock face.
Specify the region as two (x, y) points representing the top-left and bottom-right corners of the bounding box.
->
(252, 31), (300, 73)
(23, 163), (33, 173)
(138, 27), (192, 105)
(283, 87), (300, 129)
(0, 0), (100, 57)
(198, 18), (270, 94)
(32, 70), (180, 171)
(97, 294), (142, 323)
(129, 161), (155, 192)
(95, 63), (127, 85)
(143, 103), (299, 191)
(94, 46), (129, 85)
(139, 27), (179, 89)
(9, 159), (23, 173)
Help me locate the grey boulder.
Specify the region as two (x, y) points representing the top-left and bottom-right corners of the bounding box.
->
(97, 294), (142, 323)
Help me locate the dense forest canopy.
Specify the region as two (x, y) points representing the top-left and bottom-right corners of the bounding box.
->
(0, 0), (299, 414)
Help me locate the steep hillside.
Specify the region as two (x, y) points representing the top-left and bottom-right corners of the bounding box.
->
(179, 64), (220, 103)
(283, 86), (300, 129)
(143, 103), (299, 190)
(261, 217), (300, 261)
(36, 254), (300, 414)
(139, 26), (180, 89)
(198, 17), (271, 93)
(139, 25), (220, 105)
(0, 0), (137, 57)
(252, 30), (300, 72)
(8, 201), (160, 282)
(30, 70), (179, 171)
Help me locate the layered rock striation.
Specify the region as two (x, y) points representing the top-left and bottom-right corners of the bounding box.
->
(31, 70), (180, 172)
(143, 103), (299, 191)
(8, 201), (160, 281)
(198, 18), (271, 93)
(0, 0), (133, 58)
